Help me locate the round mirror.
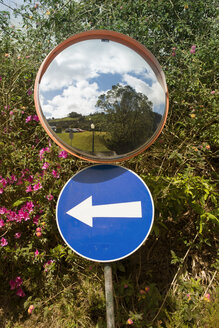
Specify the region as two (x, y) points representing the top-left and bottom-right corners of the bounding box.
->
(34, 30), (168, 162)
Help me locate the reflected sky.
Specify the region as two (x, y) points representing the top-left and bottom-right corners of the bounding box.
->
(39, 39), (165, 119)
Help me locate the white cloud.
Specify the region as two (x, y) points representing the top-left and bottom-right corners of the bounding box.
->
(40, 40), (156, 91)
(41, 80), (101, 118)
(122, 73), (165, 110)
(39, 39), (165, 118)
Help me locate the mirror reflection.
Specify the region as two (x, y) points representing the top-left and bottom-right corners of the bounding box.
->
(39, 39), (166, 159)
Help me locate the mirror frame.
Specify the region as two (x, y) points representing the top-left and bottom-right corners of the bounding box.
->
(34, 30), (169, 163)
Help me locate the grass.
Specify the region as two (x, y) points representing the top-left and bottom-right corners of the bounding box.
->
(57, 131), (110, 153)
(48, 117), (77, 122)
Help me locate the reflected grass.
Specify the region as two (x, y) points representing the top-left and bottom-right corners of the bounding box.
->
(57, 131), (110, 152)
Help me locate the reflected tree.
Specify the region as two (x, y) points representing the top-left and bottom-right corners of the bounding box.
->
(96, 84), (161, 154)
(68, 111), (82, 118)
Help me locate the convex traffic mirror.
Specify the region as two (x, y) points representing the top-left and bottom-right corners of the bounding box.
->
(34, 30), (168, 162)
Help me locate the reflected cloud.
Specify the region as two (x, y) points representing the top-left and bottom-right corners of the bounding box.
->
(39, 40), (165, 119)
(122, 74), (165, 114)
(40, 80), (100, 118)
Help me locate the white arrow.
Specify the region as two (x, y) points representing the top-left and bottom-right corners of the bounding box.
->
(66, 196), (142, 227)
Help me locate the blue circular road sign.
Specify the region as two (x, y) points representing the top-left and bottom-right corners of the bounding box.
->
(56, 165), (154, 262)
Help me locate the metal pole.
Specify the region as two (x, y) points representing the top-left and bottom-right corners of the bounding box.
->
(92, 130), (95, 154)
(104, 263), (115, 328)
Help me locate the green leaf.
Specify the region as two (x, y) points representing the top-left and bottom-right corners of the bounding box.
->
(116, 262), (126, 272)
(12, 197), (32, 208)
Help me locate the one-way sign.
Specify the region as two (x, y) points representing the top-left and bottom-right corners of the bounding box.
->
(56, 165), (154, 262)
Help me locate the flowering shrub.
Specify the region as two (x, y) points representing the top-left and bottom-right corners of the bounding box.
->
(9, 276), (26, 297)
(0, 40), (87, 325)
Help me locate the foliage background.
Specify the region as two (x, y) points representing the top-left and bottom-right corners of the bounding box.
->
(0, 0), (218, 327)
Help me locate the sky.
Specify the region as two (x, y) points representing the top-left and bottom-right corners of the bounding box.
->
(39, 39), (166, 119)
(0, 0), (25, 25)
(0, 0), (24, 11)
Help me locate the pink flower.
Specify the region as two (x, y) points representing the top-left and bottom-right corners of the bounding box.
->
(46, 194), (54, 201)
(27, 88), (32, 96)
(16, 178), (23, 185)
(26, 185), (32, 192)
(16, 287), (26, 297)
(15, 276), (23, 287)
(1, 237), (8, 246)
(28, 305), (34, 314)
(52, 170), (59, 178)
(58, 150), (68, 158)
(0, 76), (2, 81)
(0, 207), (7, 214)
(9, 110), (14, 115)
(18, 209), (29, 221)
(0, 188), (3, 194)
(33, 215), (39, 225)
(124, 284), (128, 289)
(32, 115), (39, 121)
(34, 249), (39, 257)
(33, 182), (42, 191)
(14, 232), (21, 239)
(127, 318), (133, 325)
(25, 201), (34, 212)
(9, 279), (16, 290)
(10, 175), (17, 183)
(0, 178), (7, 187)
(190, 45), (196, 54)
(39, 147), (50, 160)
(203, 293), (210, 302)
(0, 219), (5, 228)
(48, 260), (54, 265)
(39, 148), (45, 160)
(21, 169), (29, 178)
(211, 90), (215, 94)
(42, 162), (50, 170)
(26, 175), (34, 183)
(25, 115), (32, 123)
(44, 260), (54, 272)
